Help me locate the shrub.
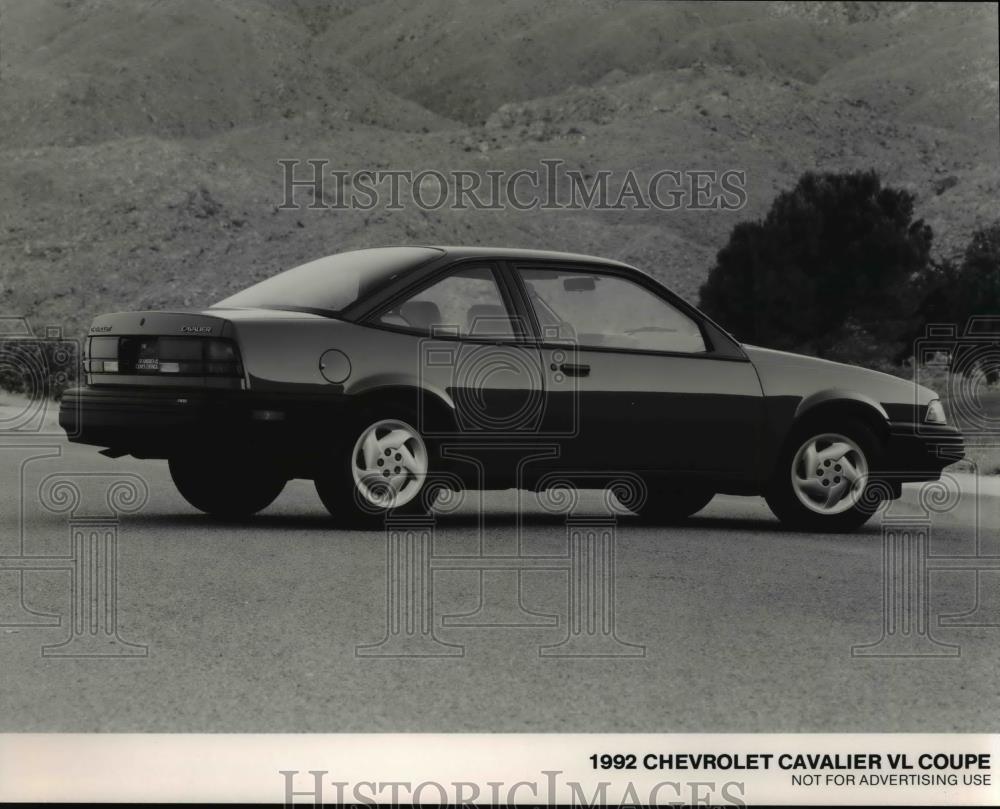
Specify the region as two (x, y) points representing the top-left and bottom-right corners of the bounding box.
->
(698, 170), (933, 359)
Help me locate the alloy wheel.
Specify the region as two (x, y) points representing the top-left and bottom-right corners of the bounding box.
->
(350, 418), (428, 509)
(790, 432), (869, 515)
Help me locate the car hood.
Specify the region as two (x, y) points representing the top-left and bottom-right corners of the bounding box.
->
(742, 344), (938, 408)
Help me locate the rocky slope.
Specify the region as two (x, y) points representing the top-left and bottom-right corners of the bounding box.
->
(0, 0), (995, 339)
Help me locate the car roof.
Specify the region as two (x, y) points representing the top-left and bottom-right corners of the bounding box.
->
(420, 245), (638, 270)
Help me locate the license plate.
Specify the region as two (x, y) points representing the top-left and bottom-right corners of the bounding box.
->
(135, 357), (159, 371)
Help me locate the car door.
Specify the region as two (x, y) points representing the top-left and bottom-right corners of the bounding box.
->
(507, 263), (764, 482)
(371, 262), (547, 439)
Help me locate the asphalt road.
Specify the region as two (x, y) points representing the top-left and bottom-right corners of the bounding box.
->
(1, 435), (998, 732)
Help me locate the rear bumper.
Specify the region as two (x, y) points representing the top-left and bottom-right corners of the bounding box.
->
(884, 421), (965, 480)
(59, 385), (345, 458)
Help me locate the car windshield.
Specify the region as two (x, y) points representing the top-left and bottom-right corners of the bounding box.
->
(213, 247), (443, 314)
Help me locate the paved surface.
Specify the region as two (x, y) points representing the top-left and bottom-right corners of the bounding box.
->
(1, 435), (998, 732)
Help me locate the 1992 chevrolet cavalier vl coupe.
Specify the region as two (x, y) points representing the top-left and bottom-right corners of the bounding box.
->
(60, 246), (964, 531)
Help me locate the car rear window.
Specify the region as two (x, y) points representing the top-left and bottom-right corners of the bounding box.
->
(213, 247), (443, 314)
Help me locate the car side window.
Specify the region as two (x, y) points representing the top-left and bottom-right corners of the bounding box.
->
(517, 268), (707, 353)
(378, 265), (515, 339)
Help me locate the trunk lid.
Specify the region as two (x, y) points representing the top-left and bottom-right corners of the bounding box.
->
(86, 310), (240, 386)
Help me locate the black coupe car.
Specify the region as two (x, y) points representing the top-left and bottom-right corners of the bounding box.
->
(60, 246), (964, 531)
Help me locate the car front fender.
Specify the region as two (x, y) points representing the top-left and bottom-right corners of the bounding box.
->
(793, 388), (889, 423)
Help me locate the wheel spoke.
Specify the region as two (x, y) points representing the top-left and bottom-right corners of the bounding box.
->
(358, 471), (386, 495)
(799, 478), (828, 499)
(801, 442), (818, 476)
(839, 456), (862, 483)
(816, 441), (851, 464)
(387, 473), (408, 493)
(824, 477), (849, 507)
(381, 429), (412, 450)
(361, 431), (380, 471)
(396, 444), (422, 475)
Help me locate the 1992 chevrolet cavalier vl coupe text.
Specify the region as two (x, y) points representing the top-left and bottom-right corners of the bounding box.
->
(60, 246), (964, 531)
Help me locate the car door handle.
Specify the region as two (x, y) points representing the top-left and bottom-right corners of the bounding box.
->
(551, 362), (590, 377)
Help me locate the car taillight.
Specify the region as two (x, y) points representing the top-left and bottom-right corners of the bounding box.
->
(86, 336), (243, 377)
(193, 338), (243, 376)
(203, 339), (242, 375)
(205, 339), (237, 360)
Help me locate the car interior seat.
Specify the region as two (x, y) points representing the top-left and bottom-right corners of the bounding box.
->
(466, 304), (512, 336)
(399, 300), (444, 331)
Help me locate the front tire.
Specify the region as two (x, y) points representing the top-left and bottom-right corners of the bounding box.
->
(169, 453), (286, 518)
(628, 482), (714, 524)
(765, 418), (884, 532)
(315, 411), (436, 527)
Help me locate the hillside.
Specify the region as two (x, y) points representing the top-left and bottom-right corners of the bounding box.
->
(0, 0), (996, 340)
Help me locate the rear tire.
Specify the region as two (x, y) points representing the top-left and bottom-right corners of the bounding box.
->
(169, 453), (286, 518)
(765, 417), (884, 532)
(315, 409), (437, 528)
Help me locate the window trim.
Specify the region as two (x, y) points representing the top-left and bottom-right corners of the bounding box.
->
(360, 259), (529, 344)
(503, 261), (748, 361)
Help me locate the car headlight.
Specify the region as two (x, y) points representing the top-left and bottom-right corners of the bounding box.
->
(925, 399), (947, 425)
